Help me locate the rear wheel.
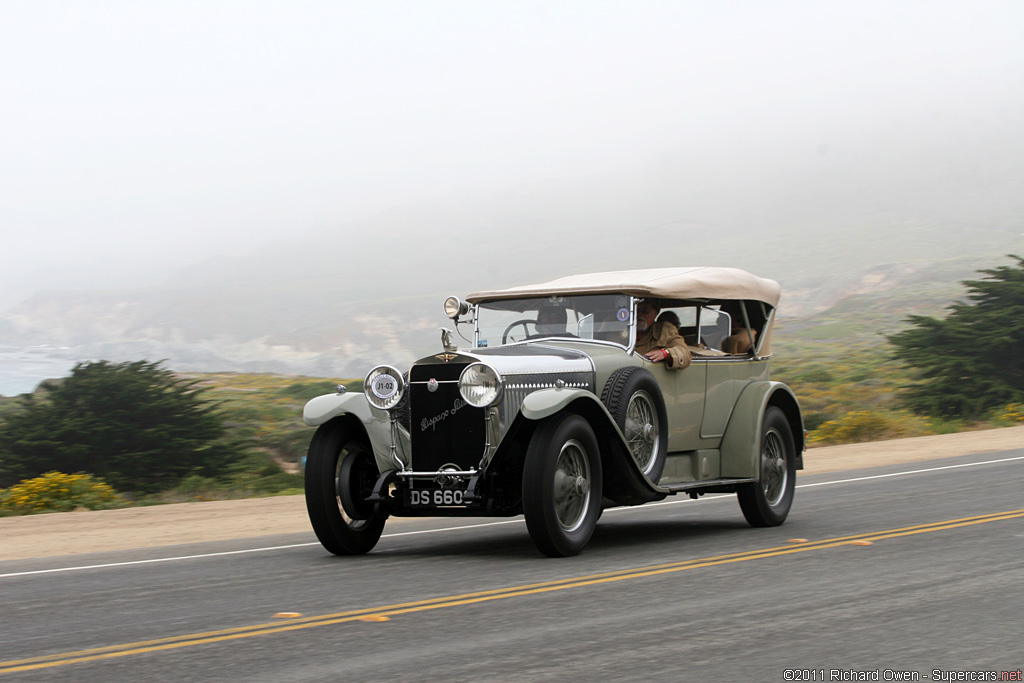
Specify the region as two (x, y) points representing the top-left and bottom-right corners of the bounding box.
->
(737, 406), (796, 527)
(305, 420), (386, 555)
(522, 414), (603, 557)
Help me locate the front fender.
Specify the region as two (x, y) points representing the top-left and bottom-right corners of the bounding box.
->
(520, 387), (599, 421)
(720, 381), (804, 478)
(304, 393), (408, 472)
(519, 388), (663, 504)
(303, 392), (374, 427)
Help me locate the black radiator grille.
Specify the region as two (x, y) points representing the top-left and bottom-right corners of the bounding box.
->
(409, 379), (484, 472)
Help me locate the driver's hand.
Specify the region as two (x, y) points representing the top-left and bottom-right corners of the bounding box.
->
(644, 349), (669, 362)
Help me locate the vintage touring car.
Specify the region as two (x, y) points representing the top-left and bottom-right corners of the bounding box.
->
(303, 267), (804, 557)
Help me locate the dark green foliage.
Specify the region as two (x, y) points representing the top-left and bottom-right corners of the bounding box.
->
(0, 360), (248, 492)
(269, 429), (315, 462)
(250, 472), (303, 494)
(889, 256), (1024, 418)
(802, 412), (829, 432)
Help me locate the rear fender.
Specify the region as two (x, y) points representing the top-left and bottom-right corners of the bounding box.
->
(720, 382), (805, 478)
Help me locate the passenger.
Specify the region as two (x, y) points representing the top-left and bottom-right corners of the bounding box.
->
(635, 300), (691, 369)
(723, 326), (758, 355)
(655, 310), (680, 331)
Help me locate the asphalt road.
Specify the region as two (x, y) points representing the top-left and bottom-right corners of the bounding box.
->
(2, 449), (1022, 682)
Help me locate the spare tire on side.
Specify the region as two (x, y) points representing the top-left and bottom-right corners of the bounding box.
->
(600, 366), (668, 483)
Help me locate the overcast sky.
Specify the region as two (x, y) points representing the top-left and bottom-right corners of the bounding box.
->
(2, 0), (1022, 300)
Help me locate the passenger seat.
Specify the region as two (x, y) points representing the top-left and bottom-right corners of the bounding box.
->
(723, 328), (757, 355)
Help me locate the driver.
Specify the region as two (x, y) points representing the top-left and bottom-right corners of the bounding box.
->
(535, 304), (568, 337)
(635, 300), (691, 369)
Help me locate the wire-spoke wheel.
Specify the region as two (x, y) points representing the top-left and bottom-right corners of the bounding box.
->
(623, 390), (660, 476)
(601, 367), (667, 482)
(523, 414), (603, 557)
(738, 406), (796, 527)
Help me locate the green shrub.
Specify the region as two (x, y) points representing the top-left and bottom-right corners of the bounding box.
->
(795, 366), (834, 384)
(0, 471), (127, 514)
(258, 461), (284, 477)
(277, 381), (345, 402)
(268, 430), (313, 462)
(173, 474), (227, 500)
(250, 472), (304, 494)
(803, 411), (830, 432)
(0, 360), (250, 492)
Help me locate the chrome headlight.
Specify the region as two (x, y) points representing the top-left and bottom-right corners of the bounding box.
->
(364, 365), (405, 410)
(459, 362), (504, 408)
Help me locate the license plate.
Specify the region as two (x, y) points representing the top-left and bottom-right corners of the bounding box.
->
(406, 487), (467, 507)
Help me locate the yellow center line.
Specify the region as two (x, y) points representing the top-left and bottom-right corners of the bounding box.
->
(3, 508), (1021, 675)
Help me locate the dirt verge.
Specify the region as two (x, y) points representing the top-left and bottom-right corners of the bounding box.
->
(2, 426), (1021, 561)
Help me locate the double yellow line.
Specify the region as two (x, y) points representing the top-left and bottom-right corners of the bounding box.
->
(3, 508), (1022, 675)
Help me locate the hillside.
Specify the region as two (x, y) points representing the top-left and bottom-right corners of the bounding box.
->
(0, 249), (1011, 383)
(1, 149), (1022, 385)
(1, 238), (1019, 386)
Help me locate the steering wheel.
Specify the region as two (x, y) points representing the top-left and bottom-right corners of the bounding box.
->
(502, 319), (536, 344)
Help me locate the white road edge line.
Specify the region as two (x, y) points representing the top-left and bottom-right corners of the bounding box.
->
(3, 454), (1022, 579)
(794, 454), (1024, 487)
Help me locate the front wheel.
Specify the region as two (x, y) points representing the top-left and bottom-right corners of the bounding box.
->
(737, 406), (796, 527)
(522, 414), (603, 557)
(305, 419), (386, 555)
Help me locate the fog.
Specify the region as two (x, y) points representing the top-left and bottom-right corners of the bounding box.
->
(2, 0), (1022, 304)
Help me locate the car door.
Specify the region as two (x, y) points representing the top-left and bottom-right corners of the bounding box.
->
(648, 358), (707, 452)
(701, 358), (769, 439)
(699, 303), (770, 440)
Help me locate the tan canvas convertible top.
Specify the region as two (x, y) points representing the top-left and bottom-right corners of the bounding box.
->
(466, 267), (781, 307)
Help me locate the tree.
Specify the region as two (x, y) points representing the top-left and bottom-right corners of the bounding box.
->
(0, 360), (248, 491)
(889, 255), (1024, 418)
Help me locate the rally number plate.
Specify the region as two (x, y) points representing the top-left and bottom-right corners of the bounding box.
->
(406, 487), (467, 507)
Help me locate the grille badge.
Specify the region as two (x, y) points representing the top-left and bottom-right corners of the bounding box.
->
(427, 378), (439, 392)
(436, 353), (458, 363)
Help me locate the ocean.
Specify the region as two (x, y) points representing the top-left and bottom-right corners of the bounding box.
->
(0, 352), (78, 397)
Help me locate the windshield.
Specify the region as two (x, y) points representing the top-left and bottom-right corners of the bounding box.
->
(474, 294), (633, 348)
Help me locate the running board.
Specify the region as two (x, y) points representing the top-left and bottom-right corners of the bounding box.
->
(657, 477), (757, 494)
